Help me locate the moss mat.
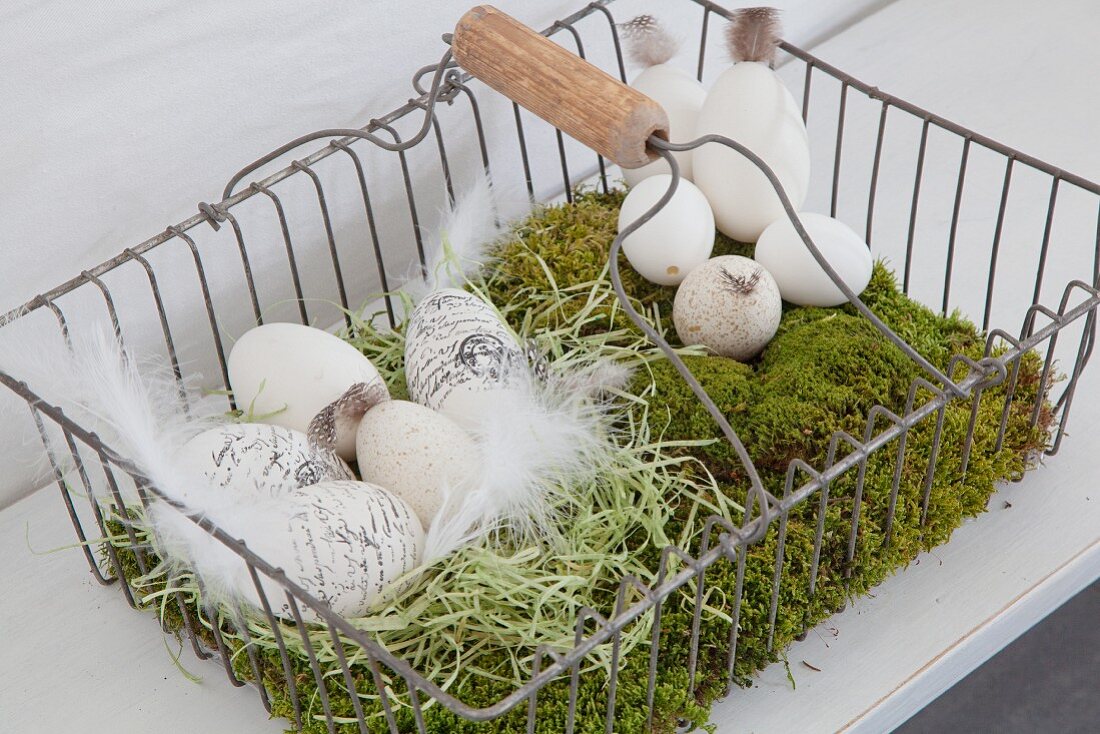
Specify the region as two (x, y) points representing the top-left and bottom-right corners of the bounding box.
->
(105, 189), (1051, 733)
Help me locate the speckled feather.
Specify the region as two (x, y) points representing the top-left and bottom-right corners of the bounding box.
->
(619, 14), (681, 67)
(307, 380), (391, 451)
(720, 265), (763, 295)
(726, 6), (782, 65)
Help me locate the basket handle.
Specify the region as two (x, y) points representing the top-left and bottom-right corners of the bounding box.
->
(451, 5), (669, 170)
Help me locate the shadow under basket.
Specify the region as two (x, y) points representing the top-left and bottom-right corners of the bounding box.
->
(2, 1), (1099, 732)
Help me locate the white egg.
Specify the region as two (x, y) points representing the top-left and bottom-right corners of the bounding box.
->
(227, 323), (386, 461)
(693, 62), (811, 242)
(178, 423), (353, 494)
(755, 213), (874, 307)
(356, 400), (481, 529)
(673, 255), (782, 361)
(245, 481), (424, 620)
(618, 175), (715, 286)
(624, 64), (707, 187)
(405, 289), (525, 428)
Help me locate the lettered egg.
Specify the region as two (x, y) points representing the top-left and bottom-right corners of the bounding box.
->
(178, 423), (353, 494)
(153, 479), (423, 621)
(618, 175), (715, 286)
(624, 65), (707, 187)
(227, 323), (386, 461)
(673, 255), (782, 361)
(693, 62), (811, 242)
(755, 213), (874, 307)
(404, 289), (524, 428)
(356, 400), (482, 529)
(248, 481), (423, 620)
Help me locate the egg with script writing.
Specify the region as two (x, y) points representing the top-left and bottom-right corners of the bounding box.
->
(404, 289), (525, 428)
(159, 480), (424, 622)
(178, 423), (353, 495)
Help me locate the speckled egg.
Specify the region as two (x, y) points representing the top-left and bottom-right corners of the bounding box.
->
(178, 423), (353, 494)
(356, 400), (482, 529)
(672, 255), (782, 361)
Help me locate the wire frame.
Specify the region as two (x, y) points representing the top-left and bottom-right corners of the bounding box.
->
(2, 0), (1099, 731)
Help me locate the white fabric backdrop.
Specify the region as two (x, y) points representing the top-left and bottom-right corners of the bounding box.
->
(0, 0), (883, 506)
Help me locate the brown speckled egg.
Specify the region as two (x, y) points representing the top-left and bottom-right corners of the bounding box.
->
(673, 255), (782, 361)
(355, 400), (481, 529)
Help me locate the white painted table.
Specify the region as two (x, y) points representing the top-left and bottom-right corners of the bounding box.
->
(2, 0), (1099, 732)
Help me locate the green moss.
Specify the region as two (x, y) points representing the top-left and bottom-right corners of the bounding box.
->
(850, 264), (983, 369)
(490, 189), (753, 342)
(101, 190), (1052, 733)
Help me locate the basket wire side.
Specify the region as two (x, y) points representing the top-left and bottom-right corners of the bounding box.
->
(2, 0), (1100, 731)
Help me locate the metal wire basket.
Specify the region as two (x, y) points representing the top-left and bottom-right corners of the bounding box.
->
(3, 0), (1099, 731)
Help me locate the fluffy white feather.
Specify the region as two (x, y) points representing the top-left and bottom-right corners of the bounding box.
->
(0, 322), (399, 616)
(0, 319), (221, 501)
(422, 353), (629, 562)
(147, 472), (295, 613)
(406, 170), (501, 302)
(77, 330), (217, 490)
(0, 325), (263, 607)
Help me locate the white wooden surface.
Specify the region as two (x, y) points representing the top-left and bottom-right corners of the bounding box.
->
(2, 0), (1100, 732)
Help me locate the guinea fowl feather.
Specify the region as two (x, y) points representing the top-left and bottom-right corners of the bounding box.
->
(620, 15), (681, 68)
(726, 6), (782, 65)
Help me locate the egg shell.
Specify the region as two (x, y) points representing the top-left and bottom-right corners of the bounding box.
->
(404, 289), (525, 428)
(227, 323), (385, 461)
(623, 64), (707, 187)
(356, 400), (481, 529)
(246, 481), (424, 621)
(673, 255), (782, 361)
(618, 175), (716, 286)
(693, 62), (811, 242)
(178, 423), (353, 494)
(755, 213), (874, 307)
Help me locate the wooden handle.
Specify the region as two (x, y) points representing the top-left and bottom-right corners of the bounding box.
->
(452, 6), (669, 170)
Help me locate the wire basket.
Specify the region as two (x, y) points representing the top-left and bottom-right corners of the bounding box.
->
(3, 0), (1099, 731)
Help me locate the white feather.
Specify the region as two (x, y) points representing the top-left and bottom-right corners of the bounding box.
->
(0, 322), (335, 613)
(0, 319), (221, 501)
(423, 354), (629, 562)
(77, 331), (217, 490)
(405, 170), (532, 302)
(0, 321), (257, 607)
(146, 477), (290, 612)
(405, 170), (498, 301)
